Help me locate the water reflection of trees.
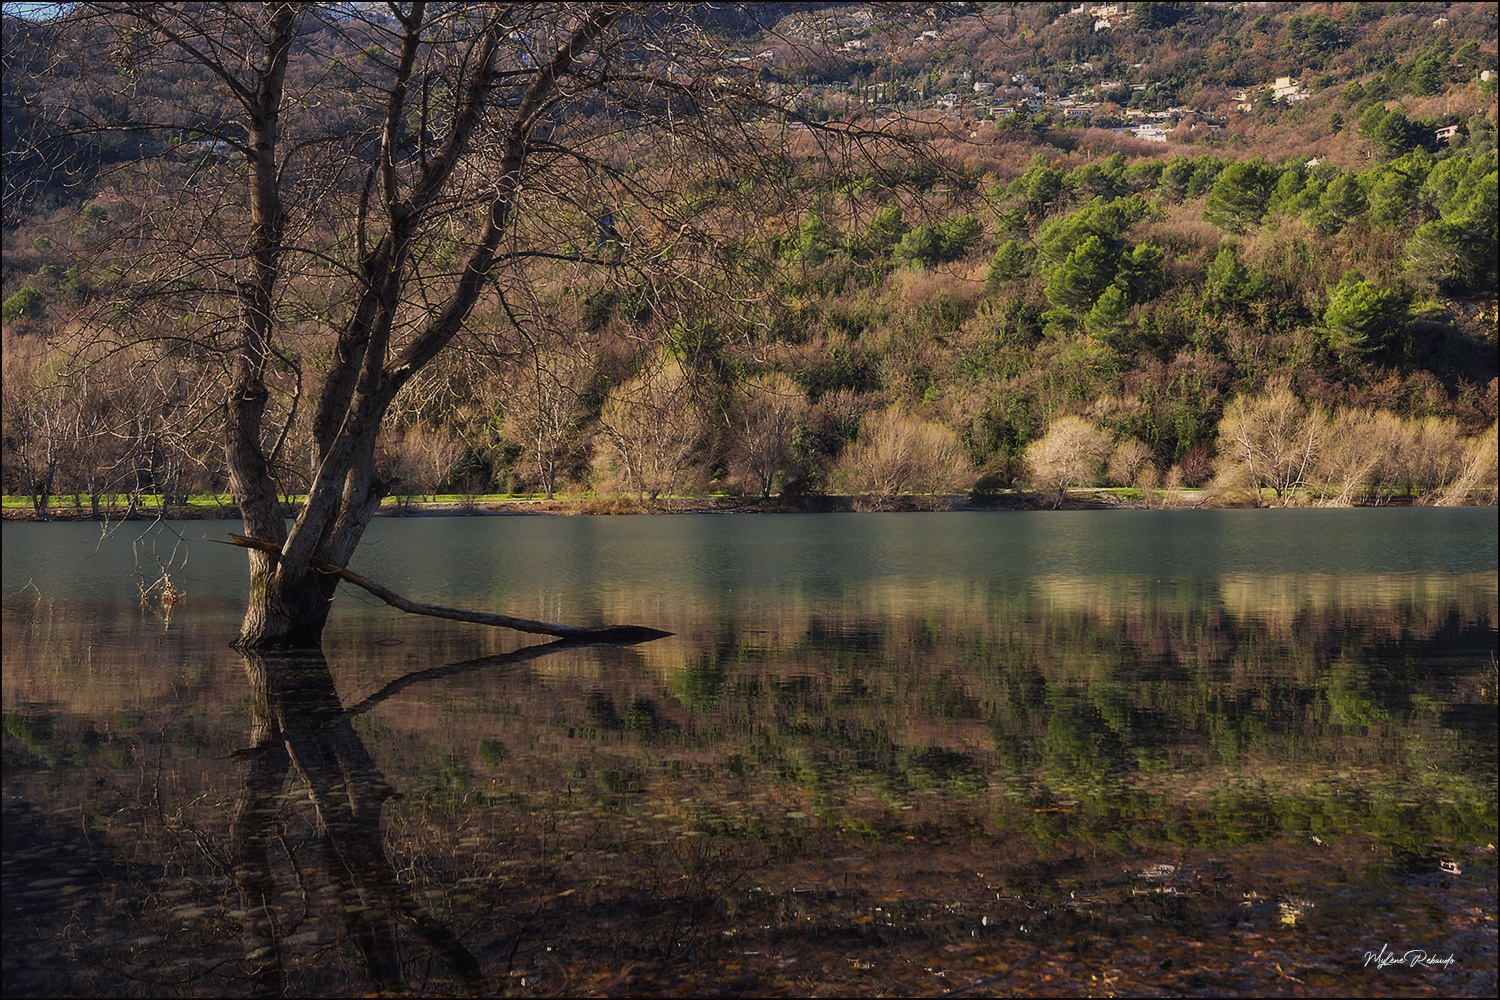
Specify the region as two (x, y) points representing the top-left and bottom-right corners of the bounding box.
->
(0, 605), (671, 995)
(2, 578), (1495, 993)
(234, 649), (488, 995)
(598, 574), (1499, 846)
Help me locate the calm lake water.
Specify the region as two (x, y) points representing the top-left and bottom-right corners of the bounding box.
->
(3, 510), (1496, 997)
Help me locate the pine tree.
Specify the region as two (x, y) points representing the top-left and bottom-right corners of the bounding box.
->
(1045, 235), (1115, 314)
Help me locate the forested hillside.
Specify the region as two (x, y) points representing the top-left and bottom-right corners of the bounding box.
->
(3, 1), (1497, 514)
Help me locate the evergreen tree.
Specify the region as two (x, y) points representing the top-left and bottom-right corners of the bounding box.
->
(1372, 109), (1422, 160)
(892, 225), (940, 265)
(1204, 159), (1278, 232)
(987, 240), (1033, 286)
(794, 211), (833, 264)
(1186, 160), (1224, 198)
(861, 204), (907, 257)
(1084, 283), (1131, 340)
(938, 215), (983, 259)
(1205, 247), (1264, 312)
(1134, 2), (1193, 30)
(1268, 161), (1311, 216)
(1365, 152), (1431, 229)
(1318, 173), (1368, 229)
(1118, 243), (1166, 303)
(1045, 235), (1115, 313)
(1405, 220), (1472, 292)
(1357, 102), (1388, 138)
(1008, 153), (1065, 219)
(1324, 271), (1401, 358)
(1158, 155), (1207, 201)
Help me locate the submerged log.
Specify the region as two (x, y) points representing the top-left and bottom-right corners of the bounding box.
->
(222, 533), (672, 643)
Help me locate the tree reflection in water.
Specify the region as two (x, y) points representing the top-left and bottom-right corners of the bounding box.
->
(229, 639), (659, 997)
(1, 521), (1495, 996)
(235, 649), (477, 995)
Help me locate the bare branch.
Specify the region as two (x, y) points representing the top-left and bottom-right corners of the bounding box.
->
(223, 534), (671, 642)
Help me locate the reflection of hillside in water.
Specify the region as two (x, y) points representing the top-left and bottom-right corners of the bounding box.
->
(3, 569), (1496, 998)
(576, 570), (1498, 658)
(7, 569), (1492, 825)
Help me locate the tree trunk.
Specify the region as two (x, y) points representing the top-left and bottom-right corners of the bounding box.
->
(233, 443), (387, 649)
(237, 557), (343, 650)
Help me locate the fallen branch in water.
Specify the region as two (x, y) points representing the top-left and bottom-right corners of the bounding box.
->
(221, 534), (673, 643)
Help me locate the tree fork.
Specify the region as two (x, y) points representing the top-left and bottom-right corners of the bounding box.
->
(223, 534), (671, 643)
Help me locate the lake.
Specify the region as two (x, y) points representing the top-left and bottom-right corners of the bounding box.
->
(3, 509), (1496, 997)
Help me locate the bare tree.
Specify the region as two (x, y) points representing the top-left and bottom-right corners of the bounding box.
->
(388, 420), (463, 502)
(1211, 388), (1327, 506)
(11, 3), (915, 647)
(1, 339), (64, 517)
(1024, 415), (1111, 508)
(1105, 436), (1154, 488)
(728, 371), (807, 498)
(837, 404), (974, 500)
(1310, 407), (1382, 507)
(1404, 416), (1467, 501)
(57, 353), (135, 519)
(592, 355), (709, 502)
(507, 342), (595, 499)
(1432, 422), (1499, 506)
(1355, 409), (1413, 505)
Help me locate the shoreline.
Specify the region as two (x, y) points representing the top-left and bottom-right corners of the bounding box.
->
(371, 492), (1147, 515)
(3, 489), (1457, 522)
(1, 491), (1164, 521)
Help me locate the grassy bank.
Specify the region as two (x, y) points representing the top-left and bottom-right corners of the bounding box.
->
(1, 491), (1096, 520)
(5, 488), (1471, 522)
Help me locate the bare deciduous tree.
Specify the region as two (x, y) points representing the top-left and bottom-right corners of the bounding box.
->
(389, 420), (463, 502)
(1432, 421), (1499, 506)
(728, 372), (807, 498)
(1311, 407), (1384, 507)
(1212, 388), (1326, 506)
(837, 405), (974, 501)
(1354, 409), (1412, 504)
(506, 343), (595, 499)
(1404, 416), (1467, 500)
(1024, 415), (1111, 508)
(11, 3), (915, 646)
(1, 339), (64, 517)
(1105, 436), (1154, 487)
(592, 355), (709, 503)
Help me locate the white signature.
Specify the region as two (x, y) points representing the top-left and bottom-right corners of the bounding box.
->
(1363, 943), (1457, 970)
